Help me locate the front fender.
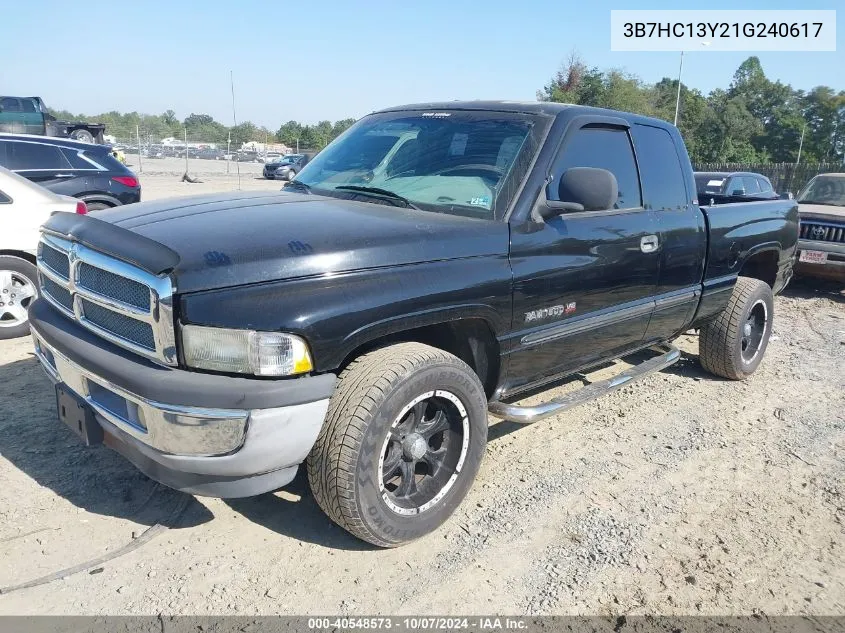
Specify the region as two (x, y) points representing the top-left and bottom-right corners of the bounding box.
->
(179, 257), (513, 372)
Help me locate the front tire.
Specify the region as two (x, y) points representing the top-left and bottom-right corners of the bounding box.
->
(307, 343), (488, 547)
(0, 256), (38, 340)
(699, 276), (774, 380)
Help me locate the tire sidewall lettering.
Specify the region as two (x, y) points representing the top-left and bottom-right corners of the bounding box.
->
(355, 362), (486, 544)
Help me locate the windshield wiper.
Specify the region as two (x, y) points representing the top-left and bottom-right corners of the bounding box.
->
(283, 180), (311, 193)
(334, 185), (420, 210)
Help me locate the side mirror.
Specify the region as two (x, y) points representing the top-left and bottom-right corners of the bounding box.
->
(780, 192), (794, 200)
(540, 167), (618, 219)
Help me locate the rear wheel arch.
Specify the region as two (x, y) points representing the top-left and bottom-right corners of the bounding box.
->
(738, 247), (780, 288)
(78, 194), (120, 208)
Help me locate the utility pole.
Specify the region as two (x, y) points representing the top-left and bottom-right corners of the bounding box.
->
(184, 127), (189, 173)
(796, 123), (806, 166)
(230, 70), (241, 190)
(673, 51), (685, 127)
(136, 124), (142, 173)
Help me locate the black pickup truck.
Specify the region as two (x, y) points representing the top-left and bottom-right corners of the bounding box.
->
(28, 101), (798, 547)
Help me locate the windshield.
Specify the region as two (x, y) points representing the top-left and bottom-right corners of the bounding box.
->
(797, 175), (845, 207)
(293, 110), (539, 219)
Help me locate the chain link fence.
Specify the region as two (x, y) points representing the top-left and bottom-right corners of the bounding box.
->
(693, 162), (844, 195)
(106, 127), (299, 174)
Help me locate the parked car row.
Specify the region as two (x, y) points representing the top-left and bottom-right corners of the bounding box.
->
(122, 144), (282, 163)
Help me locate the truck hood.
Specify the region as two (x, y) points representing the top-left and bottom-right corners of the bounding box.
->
(94, 191), (510, 293)
(797, 203), (845, 223)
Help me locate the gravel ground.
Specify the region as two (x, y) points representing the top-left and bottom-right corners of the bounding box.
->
(0, 174), (842, 616)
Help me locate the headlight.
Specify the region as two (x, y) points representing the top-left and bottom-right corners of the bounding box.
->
(181, 325), (313, 376)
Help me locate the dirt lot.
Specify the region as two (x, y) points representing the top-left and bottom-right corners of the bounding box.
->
(0, 172), (843, 616)
(130, 158), (284, 200)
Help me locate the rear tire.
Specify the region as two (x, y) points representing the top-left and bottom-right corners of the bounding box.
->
(699, 276), (774, 380)
(70, 129), (95, 143)
(0, 256), (38, 340)
(307, 343), (488, 547)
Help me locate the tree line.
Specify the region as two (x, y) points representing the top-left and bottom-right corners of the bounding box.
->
(538, 54), (844, 165)
(47, 107), (357, 150)
(51, 54), (843, 164)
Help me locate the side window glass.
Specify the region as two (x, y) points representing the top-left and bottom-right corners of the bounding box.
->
(61, 147), (96, 169)
(757, 177), (772, 193)
(743, 176), (761, 194)
(4, 142), (71, 170)
(550, 127), (641, 209)
(630, 124), (688, 211)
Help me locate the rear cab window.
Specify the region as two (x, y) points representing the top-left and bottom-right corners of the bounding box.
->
(0, 97), (22, 112)
(631, 124), (689, 211)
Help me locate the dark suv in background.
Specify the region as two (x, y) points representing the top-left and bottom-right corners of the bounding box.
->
(0, 134), (140, 210)
(694, 171), (779, 203)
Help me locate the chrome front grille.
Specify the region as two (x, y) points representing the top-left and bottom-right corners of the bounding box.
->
(800, 222), (845, 243)
(41, 276), (74, 312)
(40, 243), (70, 279)
(79, 299), (156, 350)
(36, 234), (176, 365)
(77, 263), (151, 310)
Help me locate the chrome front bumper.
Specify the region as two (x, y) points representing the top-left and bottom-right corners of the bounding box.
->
(33, 330), (248, 456)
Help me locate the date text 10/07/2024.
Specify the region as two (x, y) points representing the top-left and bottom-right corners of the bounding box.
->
(307, 617), (528, 631)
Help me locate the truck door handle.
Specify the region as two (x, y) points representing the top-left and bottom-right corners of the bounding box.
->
(640, 235), (659, 253)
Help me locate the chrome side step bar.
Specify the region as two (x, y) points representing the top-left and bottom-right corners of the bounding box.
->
(487, 345), (681, 424)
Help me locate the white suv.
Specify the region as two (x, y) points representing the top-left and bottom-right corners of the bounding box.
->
(0, 166), (84, 339)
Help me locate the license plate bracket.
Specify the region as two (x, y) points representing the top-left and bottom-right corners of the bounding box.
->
(799, 250), (828, 264)
(56, 385), (103, 446)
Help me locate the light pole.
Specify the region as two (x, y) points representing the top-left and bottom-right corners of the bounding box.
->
(673, 51), (685, 127)
(674, 42), (711, 128)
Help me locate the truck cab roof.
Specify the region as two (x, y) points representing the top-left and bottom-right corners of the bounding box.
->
(374, 100), (677, 129)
